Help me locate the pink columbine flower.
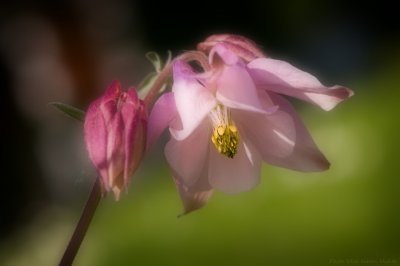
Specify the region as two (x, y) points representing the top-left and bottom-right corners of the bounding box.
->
(84, 81), (147, 200)
(148, 40), (353, 214)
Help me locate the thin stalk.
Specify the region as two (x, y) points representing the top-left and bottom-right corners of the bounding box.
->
(59, 177), (102, 266)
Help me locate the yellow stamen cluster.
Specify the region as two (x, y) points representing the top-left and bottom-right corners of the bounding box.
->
(211, 124), (239, 158)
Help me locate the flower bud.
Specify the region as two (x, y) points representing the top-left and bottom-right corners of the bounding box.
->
(84, 81), (147, 200)
(197, 34), (266, 62)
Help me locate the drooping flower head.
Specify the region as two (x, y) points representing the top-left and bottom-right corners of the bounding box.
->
(84, 81), (147, 200)
(148, 34), (354, 214)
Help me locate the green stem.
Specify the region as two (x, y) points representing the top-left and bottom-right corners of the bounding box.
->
(59, 177), (102, 266)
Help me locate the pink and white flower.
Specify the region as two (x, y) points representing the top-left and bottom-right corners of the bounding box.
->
(84, 81), (147, 200)
(148, 41), (353, 214)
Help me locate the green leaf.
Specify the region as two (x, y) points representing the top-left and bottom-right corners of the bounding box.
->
(146, 52), (162, 72)
(49, 102), (85, 122)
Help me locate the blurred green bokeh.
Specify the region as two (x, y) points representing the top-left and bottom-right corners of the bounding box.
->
(2, 53), (399, 266)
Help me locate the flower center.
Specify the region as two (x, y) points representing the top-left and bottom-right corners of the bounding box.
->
(209, 105), (239, 158)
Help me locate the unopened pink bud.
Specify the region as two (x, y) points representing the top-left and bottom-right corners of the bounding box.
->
(84, 81), (147, 200)
(197, 34), (266, 62)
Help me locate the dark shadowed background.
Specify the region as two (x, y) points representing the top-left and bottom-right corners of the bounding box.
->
(1, 1), (399, 265)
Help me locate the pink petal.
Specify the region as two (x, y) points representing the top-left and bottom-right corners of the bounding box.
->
(120, 89), (146, 185)
(147, 92), (176, 149)
(210, 44), (274, 114)
(209, 43), (241, 66)
(171, 60), (216, 140)
(216, 64), (269, 114)
(84, 98), (109, 188)
(263, 92), (330, 171)
(102, 80), (121, 103)
(173, 169), (213, 216)
(102, 100), (125, 192)
(85, 81), (124, 195)
(165, 121), (211, 187)
(247, 58), (354, 111)
(198, 34), (266, 62)
(208, 139), (261, 194)
(233, 102), (296, 159)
